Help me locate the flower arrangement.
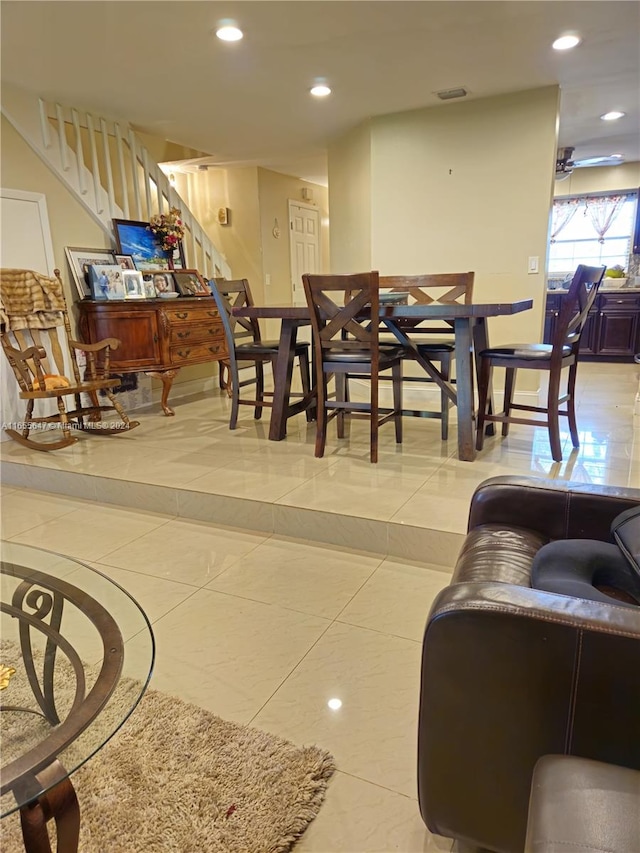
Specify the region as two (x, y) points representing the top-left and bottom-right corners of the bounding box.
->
(148, 207), (185, 252)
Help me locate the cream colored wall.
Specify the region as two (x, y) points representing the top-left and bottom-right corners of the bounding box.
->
(554, 161), (640, 196)
(1, 115), (108, 312)
(327, 120), (372, 272)
(369, 88), (559, 354)
(257, 167), (330, 306)
(183, 166), (263, 296)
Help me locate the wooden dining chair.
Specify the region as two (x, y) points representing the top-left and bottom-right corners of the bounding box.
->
(475, 263), (606, 462)
(0, 268), (139, 450)
(378, 272), (475, 439)
(211, 278), (311, 430)
(302, 271), (403, 463)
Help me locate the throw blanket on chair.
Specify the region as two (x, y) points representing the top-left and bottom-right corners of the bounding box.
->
(0, 268), (66, 331)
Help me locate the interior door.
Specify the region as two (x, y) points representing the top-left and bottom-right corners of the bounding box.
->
(288, 201), (320, 307)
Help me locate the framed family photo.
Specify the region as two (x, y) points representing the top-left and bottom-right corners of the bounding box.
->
(115, 254), (136, 270)
(174, 269), (209, 297)
(65, 246), (117, 299)
(142, 271), (177, 295)
(88, 264), (126, 300)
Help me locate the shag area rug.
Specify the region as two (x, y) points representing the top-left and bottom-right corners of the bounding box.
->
(0, 640), (335, 853)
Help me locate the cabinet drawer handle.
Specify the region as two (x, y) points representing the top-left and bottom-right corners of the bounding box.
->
(208, 328), (218, 335)
(207, 311), (218, 317)
(177, 349), (191, 358)
(177, 331), (190, 339)
(176, 312), (188, 319)
(153, 333), (158, 343)
(209, 345), (220, 354)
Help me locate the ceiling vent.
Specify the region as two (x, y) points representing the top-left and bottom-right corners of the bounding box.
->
(436, 87), (468, 101)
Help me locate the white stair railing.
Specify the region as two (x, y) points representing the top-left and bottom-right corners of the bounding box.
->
(2, 85), (231, 279)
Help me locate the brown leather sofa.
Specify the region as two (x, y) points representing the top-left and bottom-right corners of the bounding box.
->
(418, 476), (640, 853)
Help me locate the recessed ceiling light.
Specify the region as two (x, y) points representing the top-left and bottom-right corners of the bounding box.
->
(310, 85), (332, 98)
(552, 34), (581, 51)
(327, 698), (342, 710)
(216, 25), (243, 42)
(601, 111), (625, 121)
(610, 153), (623, 158)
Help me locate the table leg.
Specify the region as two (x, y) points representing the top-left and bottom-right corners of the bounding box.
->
(145, 369), (179, 416)
(454, 318), (476, 461)
(472, 318), (496, 436)
(18, 763), (80, 853)
(269, 319), (298, 441)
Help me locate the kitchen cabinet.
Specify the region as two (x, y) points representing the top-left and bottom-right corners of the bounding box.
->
(543, 290), (640, 361)
(78, 297), (227, 414)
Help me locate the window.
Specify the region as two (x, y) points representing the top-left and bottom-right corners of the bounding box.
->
(548, 192), (638, 275)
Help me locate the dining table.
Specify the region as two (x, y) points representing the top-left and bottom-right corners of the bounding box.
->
(231, 298), (533, 462)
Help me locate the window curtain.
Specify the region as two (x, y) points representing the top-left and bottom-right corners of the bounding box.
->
(585, 195), (626, 243)
(550, 199), (581, 243)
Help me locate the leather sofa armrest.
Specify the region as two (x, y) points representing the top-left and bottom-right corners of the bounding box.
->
(467, 476), (640, 542)
(418, 582), (640, 853)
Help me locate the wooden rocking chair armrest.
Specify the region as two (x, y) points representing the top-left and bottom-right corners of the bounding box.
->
(69, 337), (121, 353)
(3, 343), (48, 361)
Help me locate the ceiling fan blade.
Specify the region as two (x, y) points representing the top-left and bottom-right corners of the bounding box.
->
(573, 156), (624, 168)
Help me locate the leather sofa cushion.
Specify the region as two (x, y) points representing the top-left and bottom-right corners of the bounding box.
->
(525, 755), (640, 853)
(452, 524), (548, 586)
(612, 505), (640, 579)
(531, 540), (640, 609)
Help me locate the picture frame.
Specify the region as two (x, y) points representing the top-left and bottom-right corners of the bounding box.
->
(112, 218), (186, 271)
(65, 246), (117, 299)
(88, 263), (126, 301)
(173, 269), (210, 297)
(115, 254), (136, 270)
(142, 271), (177, 295)
(122, 270), (146, 299)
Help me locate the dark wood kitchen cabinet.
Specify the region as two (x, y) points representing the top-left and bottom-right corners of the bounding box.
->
(544, 290), (640, 361)
(78, 298), (227, 414)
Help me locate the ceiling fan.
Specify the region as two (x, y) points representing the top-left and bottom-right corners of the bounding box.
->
(555, 146), (624, 180)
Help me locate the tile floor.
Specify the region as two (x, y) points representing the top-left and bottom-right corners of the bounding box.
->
(1, 361), (638, 851)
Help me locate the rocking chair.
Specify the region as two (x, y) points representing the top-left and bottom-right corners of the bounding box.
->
(0, 268), (139, 451)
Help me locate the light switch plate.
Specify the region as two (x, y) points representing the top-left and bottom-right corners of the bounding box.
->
(528, 256), (539, 274)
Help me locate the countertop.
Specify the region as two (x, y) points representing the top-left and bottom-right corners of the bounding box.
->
(547, 285), (640, 294)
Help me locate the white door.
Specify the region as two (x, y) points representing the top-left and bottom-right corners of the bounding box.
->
(288, 200), (320, 306)
(0, 189), (57, 439)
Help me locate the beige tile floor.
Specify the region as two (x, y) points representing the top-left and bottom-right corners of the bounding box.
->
(1, 361), (638, 851)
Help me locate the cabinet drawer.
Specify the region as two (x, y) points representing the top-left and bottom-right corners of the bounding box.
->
(600, 292), (640, 309)
(164, 305), (220, 324)
(169, 324), (224, 345)
(170, 340), (226, 365)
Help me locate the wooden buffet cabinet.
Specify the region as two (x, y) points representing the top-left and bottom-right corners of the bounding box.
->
(77, 298), (227, 415)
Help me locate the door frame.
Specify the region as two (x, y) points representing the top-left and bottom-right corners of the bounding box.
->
(288, 199), (320, 306)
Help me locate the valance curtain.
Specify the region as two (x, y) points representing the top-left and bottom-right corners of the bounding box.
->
(550, 199), (580, 243)
(584, 195), (626, 243)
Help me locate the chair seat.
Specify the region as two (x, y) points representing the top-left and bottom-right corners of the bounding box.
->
(235, 339), (309, 356)
(480, 343), (572, 360)
(416, 339), (456, 353)
(379, 336), (455, 353)
(324, 346), (403, 364)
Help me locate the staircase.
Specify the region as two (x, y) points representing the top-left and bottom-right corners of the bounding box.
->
(1, 84), (231, 279)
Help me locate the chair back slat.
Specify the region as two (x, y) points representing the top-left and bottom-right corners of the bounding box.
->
(211, 278), (262, 346)
(304, 271), (381, 358)
(379, 272), (475, 334)
(553, 264), (606, 353)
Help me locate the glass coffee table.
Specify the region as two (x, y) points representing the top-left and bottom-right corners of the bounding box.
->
(0, 541), (154, 852)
